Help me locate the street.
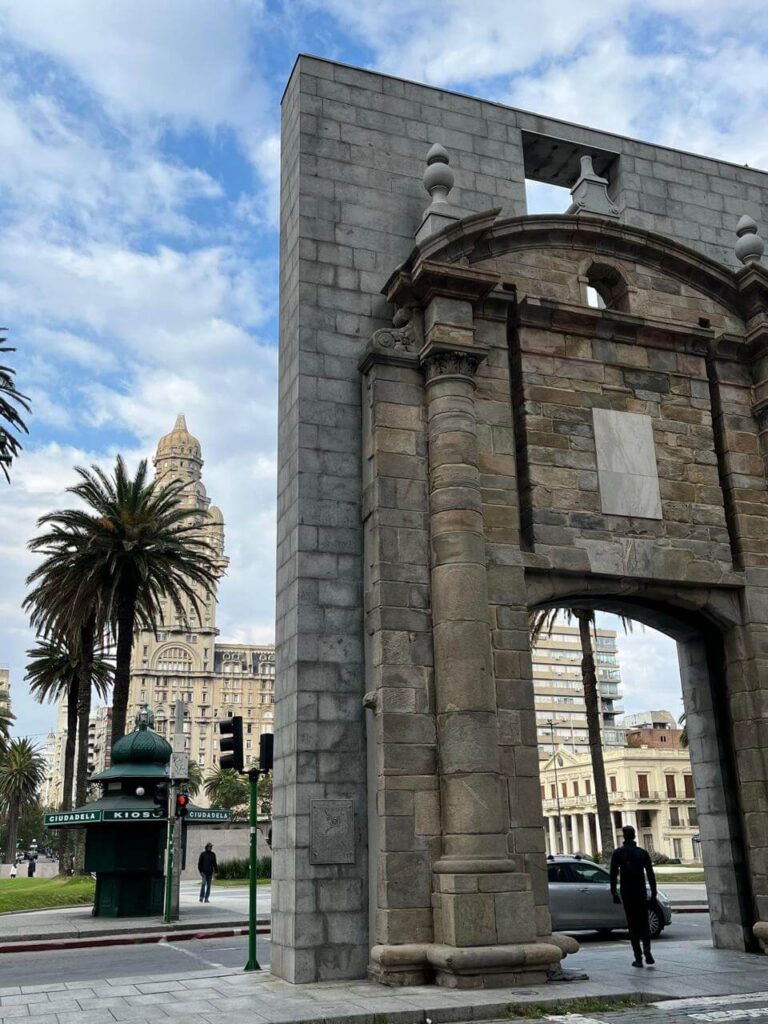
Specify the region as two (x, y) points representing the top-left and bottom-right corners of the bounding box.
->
(1, 912), (706, 989)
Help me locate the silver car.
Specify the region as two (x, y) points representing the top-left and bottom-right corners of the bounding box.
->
(547, 855), (673, 938)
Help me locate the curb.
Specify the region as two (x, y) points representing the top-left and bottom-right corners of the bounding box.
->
(0, 924), (270, 955)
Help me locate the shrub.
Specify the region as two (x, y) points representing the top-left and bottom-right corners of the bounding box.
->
(216, 856), (272, 880)
(650, 850), (670, 865)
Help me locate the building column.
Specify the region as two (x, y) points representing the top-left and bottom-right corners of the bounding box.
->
(559, 815), (569, 855)
(581, 815), (593, 857)
(413, 289), (561, 987)
(594, 813), (602, 855)
(570, 814), (580, 854)
(548, 816), (558, 855)
(624, 809), (638, 833)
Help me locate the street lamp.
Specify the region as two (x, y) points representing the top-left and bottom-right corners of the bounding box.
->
(546, 718), (568, 853)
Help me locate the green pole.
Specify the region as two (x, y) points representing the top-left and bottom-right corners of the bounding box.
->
(163, 787), (174, 925)
(244, 767), (260, 971)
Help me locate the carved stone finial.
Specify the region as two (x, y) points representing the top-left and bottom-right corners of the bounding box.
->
(423, 143), (454, 205)
(416, 142), (467, 244)
(566, 154), (619, 219)
(735, 214), (765, 265)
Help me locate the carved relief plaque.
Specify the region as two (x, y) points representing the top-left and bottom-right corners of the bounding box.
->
(310, 799), (355, 864)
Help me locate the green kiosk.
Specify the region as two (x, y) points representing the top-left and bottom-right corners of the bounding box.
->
(45, 709), (171, 917)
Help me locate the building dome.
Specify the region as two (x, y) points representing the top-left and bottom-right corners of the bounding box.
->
(208, 504), (224, 524)
(156, 414), (202, 462)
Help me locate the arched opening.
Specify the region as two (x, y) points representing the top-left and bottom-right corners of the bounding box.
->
(582, 261), (631, 311)
(526, 576), (754, 954)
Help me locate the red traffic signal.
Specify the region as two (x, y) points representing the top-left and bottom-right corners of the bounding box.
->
(175, 793), (190, 818)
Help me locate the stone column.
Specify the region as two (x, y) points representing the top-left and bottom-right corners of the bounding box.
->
(409, 269), (561, 987)
(548, 816), (558, 856)
(570, 815), (581, 854)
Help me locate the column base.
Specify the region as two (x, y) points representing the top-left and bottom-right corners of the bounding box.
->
(369, 940), (566, 988)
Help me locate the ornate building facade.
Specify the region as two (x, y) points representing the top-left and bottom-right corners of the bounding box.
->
(126, 417), (275, 801)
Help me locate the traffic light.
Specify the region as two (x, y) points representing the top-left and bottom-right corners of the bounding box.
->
(219, 715), (244, 772)
(175, 792), (190, 818)
(259, 733), (274, 772)
(153, 783), (169, 811)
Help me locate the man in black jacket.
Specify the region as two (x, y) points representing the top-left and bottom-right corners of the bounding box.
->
(610, 825), (657, 968)
(198, 843), (217, 903)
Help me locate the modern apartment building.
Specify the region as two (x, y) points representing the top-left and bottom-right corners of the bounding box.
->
(533, 624), (625, 760)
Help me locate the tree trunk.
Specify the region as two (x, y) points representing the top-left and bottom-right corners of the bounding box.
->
(576, 610), (615, 860)
(58, 684), (78, 875)
(74, 621), (95, 873)
(110, 590), (138, 743)
(5, 802), (19, 866)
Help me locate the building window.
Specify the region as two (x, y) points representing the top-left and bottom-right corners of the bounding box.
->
(550, 784), (556, 799)
(156, 647), (193, 673)
(637, 775), (649, 798)
(572, 780), (579, 797)
(670, 806), (680, 826)
(665, 774), (677, 798)
(689, 807), (698, 827)
(673, 838), (682, 859)
(609, 776), (617, 793)
(684, 774), (694, 798)
(585, 779), (592, 796)
(561, 783), (567, 798)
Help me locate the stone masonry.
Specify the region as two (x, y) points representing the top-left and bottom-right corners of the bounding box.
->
(274, 54), (768, 985)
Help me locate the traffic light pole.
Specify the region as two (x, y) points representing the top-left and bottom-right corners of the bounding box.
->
(244, 766), (260, 972)
(163, 779), (176, 925)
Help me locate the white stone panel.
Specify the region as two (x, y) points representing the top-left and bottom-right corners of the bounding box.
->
(592, 408), (662, 519)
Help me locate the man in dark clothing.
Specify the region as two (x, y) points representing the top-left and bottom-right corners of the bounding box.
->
(27, 857), (36, 878)
(610, 825), (657, 968)
(198, 843), (217, 903)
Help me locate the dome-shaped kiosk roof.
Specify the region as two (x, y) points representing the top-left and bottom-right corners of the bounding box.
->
(92, 707), (172, 781)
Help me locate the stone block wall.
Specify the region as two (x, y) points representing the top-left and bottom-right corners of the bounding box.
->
(276, 54), (768, 983)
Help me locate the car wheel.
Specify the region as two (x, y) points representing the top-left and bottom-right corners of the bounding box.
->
(648, 906), (663, 939)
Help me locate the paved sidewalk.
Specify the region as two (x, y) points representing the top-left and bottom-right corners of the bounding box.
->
(0, 900), (268, 952)
(1, 938), (767, 1024)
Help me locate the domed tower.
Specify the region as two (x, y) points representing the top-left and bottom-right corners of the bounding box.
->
(154, 414), (209, 514)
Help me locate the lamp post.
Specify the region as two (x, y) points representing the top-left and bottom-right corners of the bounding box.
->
(547, 718), (568, 854)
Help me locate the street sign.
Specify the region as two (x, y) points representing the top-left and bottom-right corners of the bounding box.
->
(103, 809), (165, 822)
(170, 752), (189, 780)
(186, 808), (231, 822)
(44, 810), (103, 826)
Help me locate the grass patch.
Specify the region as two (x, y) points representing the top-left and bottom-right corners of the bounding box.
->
(655, 870), (705, 883)
(0, 877), (95, 914)
(505, 995), (643, 1019)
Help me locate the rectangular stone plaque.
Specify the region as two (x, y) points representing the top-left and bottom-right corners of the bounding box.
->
(310, 799), (355, 864)
(593, 408), (662, 519)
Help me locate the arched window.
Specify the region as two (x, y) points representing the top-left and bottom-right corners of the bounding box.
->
(155, 646), (193, 673)
(583, 262), (630, 312)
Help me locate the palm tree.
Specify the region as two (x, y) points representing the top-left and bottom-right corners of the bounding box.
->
(24, 636), (113, 858)
(203, 766), (248, 810)
(0, 694), (14, 753)
(26, 455), (219, 743)
(0, 336), (30, 483)
(186, 760), (203, 799)
(0, 738), (46, 864)
(531, 608), (634, 860)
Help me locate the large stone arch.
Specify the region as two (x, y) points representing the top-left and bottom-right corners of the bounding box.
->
(356, 207), (768, 985)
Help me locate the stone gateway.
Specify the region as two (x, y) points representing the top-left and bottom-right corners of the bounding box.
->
(273, 55), (768, 986)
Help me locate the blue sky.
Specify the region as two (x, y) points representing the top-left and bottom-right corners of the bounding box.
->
(2, 0), (765, 739)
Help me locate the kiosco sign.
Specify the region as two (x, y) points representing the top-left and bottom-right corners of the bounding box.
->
(103, 809), (164, 821)
(44, 807), (165, 826)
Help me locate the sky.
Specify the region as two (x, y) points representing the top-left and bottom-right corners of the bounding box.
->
(2, 0), (766, 740)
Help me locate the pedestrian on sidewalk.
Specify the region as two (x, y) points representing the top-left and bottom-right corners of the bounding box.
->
(27, 857), (36, 879)
(8, 863), (16, 879)
(610, 825), (657, 968)
(197, 843), (217, 903)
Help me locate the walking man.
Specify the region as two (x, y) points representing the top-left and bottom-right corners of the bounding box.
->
(198, 842), (217, 903)
(610, 825), (657, 968)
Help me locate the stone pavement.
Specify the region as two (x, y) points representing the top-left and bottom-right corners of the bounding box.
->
(2, 938), (768, 1024)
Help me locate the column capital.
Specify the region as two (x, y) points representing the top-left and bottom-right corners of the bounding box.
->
(419, 337), (488, 384)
